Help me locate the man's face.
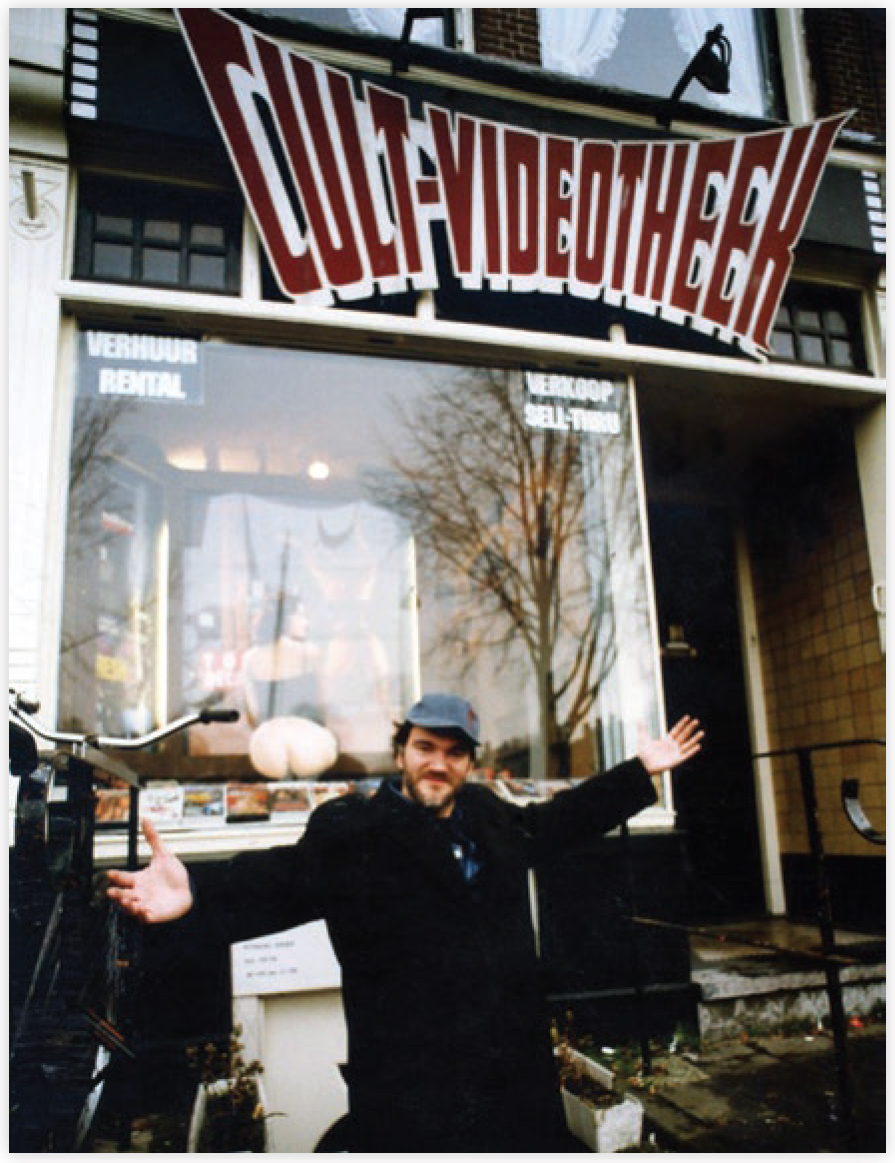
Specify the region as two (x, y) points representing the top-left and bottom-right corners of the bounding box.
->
(397, 726), (474, 818)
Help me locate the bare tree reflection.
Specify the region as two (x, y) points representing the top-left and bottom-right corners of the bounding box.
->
(60, 399), (162, 734)
(368, 367), (641, 779)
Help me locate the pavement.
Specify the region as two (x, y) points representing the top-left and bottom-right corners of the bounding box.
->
(85, 916), (886, 1153)
(623, 1023), (886, 1153)
(86, 1025), (886, 1152)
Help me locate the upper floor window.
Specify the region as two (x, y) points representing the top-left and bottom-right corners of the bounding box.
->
(769, 285), (868, 372)
(538, 8), (779, 120)
(246, 9), (451, 45)
(74, 176), (243, 295)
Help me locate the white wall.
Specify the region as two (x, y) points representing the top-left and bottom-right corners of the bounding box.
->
(9, 9), (70, 701)
(231, 922), (349, 1153)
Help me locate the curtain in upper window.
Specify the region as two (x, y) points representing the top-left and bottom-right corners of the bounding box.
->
(347, 7), (444, 44)
(539, 8), (627, 79)
(538, 8), (769, 118)
(670, 8), (764, 117)
(248, 9), (446, 44)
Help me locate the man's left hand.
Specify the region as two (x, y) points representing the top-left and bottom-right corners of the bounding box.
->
(637, 716), (704, 775)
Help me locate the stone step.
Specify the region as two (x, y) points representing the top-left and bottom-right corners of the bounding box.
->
(690, 926), (885, 1042)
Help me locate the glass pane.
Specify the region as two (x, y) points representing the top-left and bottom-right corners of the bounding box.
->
(823, 310), (849, 338)
(800, 335), (826, 364)
(190, 223), (225, 249)
(60, 412), (161, 738)
(95, 213), (133, 238)
(61, 341), (660, 792)
(544, 8), (771, 118)
(247, 8), (447, 44)
(93, 241), (133, 279)
(769, 331), (795, 360)
(795, 308), (822, 332)
(829, 339), (855, 368)
(188, 253), (227, 288)
(142, 247), (181, 284)
(144, 219), (181, 244)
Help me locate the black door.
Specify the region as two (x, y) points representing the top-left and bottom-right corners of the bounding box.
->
(648, 503), (766, 921)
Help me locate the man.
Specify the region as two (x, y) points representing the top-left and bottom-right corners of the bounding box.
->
(108, 693), (702, 1151)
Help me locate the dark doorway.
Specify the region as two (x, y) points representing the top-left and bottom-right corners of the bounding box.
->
(648, 503), (766, 921)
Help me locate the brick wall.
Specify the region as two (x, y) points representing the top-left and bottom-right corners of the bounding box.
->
(473, 8), (541, 66)
(747, 418), (886, 861)
(803, 9), (886, 138)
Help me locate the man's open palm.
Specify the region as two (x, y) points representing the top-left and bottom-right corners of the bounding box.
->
(106, 818), (193, 923)
(637, 715), (703, 775)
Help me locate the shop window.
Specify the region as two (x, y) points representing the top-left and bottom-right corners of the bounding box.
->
(74, 176), (243, 294)
(246, 9), (451, 45)
(538, 9), (780, 119)
(60, 334), (662, 804)
(769, 286), (867, 371)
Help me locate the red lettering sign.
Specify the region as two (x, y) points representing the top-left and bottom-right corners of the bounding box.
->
(429, 108), (477, 278)
(632, 143), (689, 304)
(177, 9), (848, 358)
(544, 136), (575, 286)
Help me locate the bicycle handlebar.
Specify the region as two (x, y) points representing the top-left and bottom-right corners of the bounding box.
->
(9, 689), (239, 752)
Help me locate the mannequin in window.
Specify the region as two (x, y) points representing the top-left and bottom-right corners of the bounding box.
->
(243, 593), (338, 780)
(308, 509), (399, 758)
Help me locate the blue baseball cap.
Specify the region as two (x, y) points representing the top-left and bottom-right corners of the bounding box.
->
(405, 693), (481, 746)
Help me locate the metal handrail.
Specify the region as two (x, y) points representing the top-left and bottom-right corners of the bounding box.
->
(841, 778), (885, 845)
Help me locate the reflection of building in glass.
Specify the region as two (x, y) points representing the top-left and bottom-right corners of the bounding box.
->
(59, 343), (663, 787)
(372, 367), (658, 780)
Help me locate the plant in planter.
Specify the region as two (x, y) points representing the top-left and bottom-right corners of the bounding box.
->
(186, 1028), (269, 1152)
(555, 1029), (644, 1153)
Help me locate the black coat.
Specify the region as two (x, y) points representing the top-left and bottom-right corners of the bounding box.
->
(192, 760), (657, 1151)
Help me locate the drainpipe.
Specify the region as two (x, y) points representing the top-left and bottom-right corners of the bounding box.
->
(775, 9), (814, 125)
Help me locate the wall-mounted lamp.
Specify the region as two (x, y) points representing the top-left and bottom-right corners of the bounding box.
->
(658, 24), (731, 129)
(393, 8), (456, 74)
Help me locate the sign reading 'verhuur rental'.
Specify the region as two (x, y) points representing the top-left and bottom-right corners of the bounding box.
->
(79, 329), (203, 404)
(176, 8), (848, 360)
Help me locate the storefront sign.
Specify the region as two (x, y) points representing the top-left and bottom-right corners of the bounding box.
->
(232, 922), (342, 996)
(177, 9), (847, 359)
(525, 373), (622, 435)
(79, 329), (203, 404)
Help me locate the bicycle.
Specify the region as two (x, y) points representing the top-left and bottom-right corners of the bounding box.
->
(9, 688), (238, 1152)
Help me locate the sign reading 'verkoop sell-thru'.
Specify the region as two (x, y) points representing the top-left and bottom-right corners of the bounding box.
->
(176, 8), (848, 359)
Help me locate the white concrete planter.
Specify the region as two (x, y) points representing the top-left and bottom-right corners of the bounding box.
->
(560, 1047), (643, 1153)
(561, 1086), (644, 1153)
(188, 1078), (269, 1153)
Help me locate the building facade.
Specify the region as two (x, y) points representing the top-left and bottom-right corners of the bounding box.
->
(10, 7), (885, 948)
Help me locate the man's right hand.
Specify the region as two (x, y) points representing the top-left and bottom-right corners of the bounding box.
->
(106, 818), (193, 923)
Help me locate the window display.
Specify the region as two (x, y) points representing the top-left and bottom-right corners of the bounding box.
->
(60, 335), (661, 796)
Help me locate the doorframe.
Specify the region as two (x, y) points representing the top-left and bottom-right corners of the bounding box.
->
(734, 523), (787, 916)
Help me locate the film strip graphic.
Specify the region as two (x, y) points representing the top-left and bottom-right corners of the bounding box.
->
(66, 9), (99, 120)
(861, 171), (886, 255)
